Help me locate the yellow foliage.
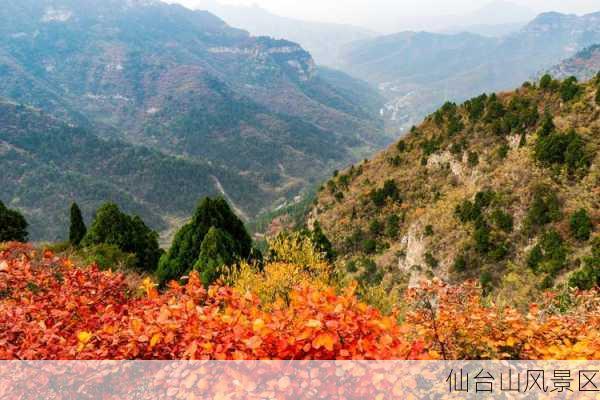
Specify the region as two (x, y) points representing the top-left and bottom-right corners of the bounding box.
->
(359, 282), (403, 317)
(229, 261), (330, 305)
(223, 232), (333, 305)
(267, 231), (327, 266)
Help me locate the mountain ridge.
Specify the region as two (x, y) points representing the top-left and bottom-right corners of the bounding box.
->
(0, 0), (386, 241)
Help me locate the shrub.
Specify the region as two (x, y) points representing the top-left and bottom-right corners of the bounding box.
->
(305, 223), (335, 263)
(424, 225), (434, 237)
(492, 209), (514, 233)
(385, 215), (400, 238)
(596, 89), (600, 106)
(559, 77), (581, 102)
(446, 114), (464, 136)
(474, 223), (491, 254)
(525, 186), (561, 231)
(455, 200), (481, 223)
(370, 180), (401, 207)
(497, 143), (509, 159)
(156, 197), (252, 284)
(570, 209), (593, 242)
(82, 203), (161, 273)
(527, 229), (568, 275)
(538, 112), (555, 137)
(369, 219), (383, 236)
(539, 74), (553, 90)
(453, 254), (467, 272)
(0, 201), (28, 243)
(397, 141), (406, 152)
(484, 94), (506, 122)
(534, 131), (585, 167)
(450, 142), (463, 156)
(69, 203), (87, 247)
(568, 237), (600, 290)
(480, 271), (493, 294)
(424, 252), (439, 269)
(464, 93), (487, 121)
(360, 258), (383, 285)
(420, 138), (440, 156)
(76, 243), (137, 271)
(346, 260), (358, 273)
(362, 239), (377, 254)
(488, 242), (509, 261)
(467, 151), (479, 167)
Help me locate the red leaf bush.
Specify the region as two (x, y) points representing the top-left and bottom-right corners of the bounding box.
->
(1, 243), (598, 360)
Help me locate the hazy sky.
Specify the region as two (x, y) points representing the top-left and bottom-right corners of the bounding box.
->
(179, 0), (600, 29)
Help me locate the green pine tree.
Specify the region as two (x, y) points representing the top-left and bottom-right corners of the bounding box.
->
(156, 197), (252, 285)
(82, 203), (161, 272)
(0, 201), (28, 243)
(194, 227), (236, 286)
(69, 203), (87, 246)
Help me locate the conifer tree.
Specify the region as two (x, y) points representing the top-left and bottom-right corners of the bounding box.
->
(194, 227), (236, 286)
(0, 201), (28, 243)
(69, 203), (87, 246)
(82, 203), (161, 272)
(156, 197), (252, 285)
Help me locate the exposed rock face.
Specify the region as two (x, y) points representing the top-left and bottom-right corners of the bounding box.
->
(399, 222), (427, 288)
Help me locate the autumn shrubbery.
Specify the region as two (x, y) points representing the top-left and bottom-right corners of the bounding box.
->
(1, 242), (599, 360)
(0, 243), (416, 360)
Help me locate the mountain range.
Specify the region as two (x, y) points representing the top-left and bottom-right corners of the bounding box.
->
(338, 11), (600, 132)
(544, 44), (600, 82)
(173, 0), (377, 68)
(0, 0), (385, 241)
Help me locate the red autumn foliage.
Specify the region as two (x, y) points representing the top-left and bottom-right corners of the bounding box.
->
(1, 243), (599, 360)
(0, 243), (417, 360)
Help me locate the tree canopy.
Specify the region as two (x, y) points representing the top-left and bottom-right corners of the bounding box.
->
(69, 203), (87, 246)
(82, 203), (161, 272)
(156, 197), (252, 285)
(0, 201), (28, 243)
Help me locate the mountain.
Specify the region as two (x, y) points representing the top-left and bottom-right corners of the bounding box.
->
(544, 44), (600, 82)
(0, 99), (267, 241)
(0, 0), (386, 240)
(308, 77), (599, 293)
(440, 22), (527, 38)
(339, 11), (600, 132)
(389, 0), (535, 34)
(174, 1), (376, 67)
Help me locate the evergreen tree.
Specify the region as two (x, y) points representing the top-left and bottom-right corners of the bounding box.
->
(69, 203), (87, 246)
(569, 237), (600, 290)
(156, 197), (252, 285)
(539, 74), (553, 90)
(570, 209), (593, 242)
(194, 227), (236, 286)
(305, 223), (335, 262)
(82, 203), (161, 272)
(0, 201), (28, 243)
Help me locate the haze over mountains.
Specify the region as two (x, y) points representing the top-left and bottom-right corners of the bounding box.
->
(339, 11), (600, 131)
(172, 0), (377, 67)
(0, 0), (385, 240)
(544, 44), (600, 82)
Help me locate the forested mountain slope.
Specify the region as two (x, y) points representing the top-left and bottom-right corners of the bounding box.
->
(309, 76), (599, 296)
(0, 0), (385, 236)
(0, 100), (262, 241)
